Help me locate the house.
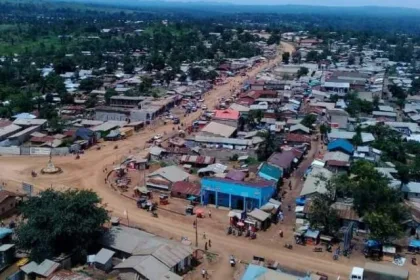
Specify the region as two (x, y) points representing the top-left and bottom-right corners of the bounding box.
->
(323, 151), (350, 172)
(229, 103), (250, 117)
(384, 122), (419, 136)
(241, 264), (311, 280)
(148, 146), (166, 161)
(331, 201), (364, 229)
(353, 146), (382, 162)
(289, 124), (310, 134)
(94, 248), (115, 272)
(21, 259), (60, 279)
(257, 163), (283, 182)
(0, 190), (23, 217)
(327, 130), (375, 144)
(147, 166), (189, 190)
(13, 118), (47, 128)
(327, 139), (354, 155)
(74, 127), (96, 144)
(0, 124), (22, 141)
(402, 182), (420, 202)
(201, 177), (276, 210)
(268, 149), (303, 177)
(225, 170), (247, 181)
(372, 111), (397, 121)
(7, 125), (41, 146)
(171, 181), (201, 199)
(179, 155), (215, 167)
(327, 109), (349, 129)
(199, 121), (237, 138)
(213, 109), (240, 128)
(101, 226), (192, 279)
(247, 208), (271, 231)
(92, 122), (124, 138)
(0, 244), (15, 270)
(285, 133), (311, 147)
(322, 82), (350, 93)
(300, 167), (333, 198)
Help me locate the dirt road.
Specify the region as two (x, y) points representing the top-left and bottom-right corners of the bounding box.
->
(2, 42), (416, 279)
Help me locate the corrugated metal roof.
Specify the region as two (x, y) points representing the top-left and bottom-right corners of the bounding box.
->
(94, 248), (115, 265)
(200, 121), (237, 138)
(0, 124), (22, 138)
(248, 208), (270, 221)
(35, 259), (60, 277)
(194, 136), (251, 146)
(152, 244), (192, 268)
(180, 155), (215, 165)
(171, 181), (201, 196)
(148, 166), (189, 183)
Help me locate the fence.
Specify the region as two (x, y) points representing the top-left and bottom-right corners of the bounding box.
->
(0, 146), (20, 155)
(0, 147), (69, 156)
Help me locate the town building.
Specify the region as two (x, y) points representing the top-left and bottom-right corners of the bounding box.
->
(201, 177), (276, 210)
(101, 226), (192, 279)
(147, 166), (189, 191)
(212, 109), (240, 128)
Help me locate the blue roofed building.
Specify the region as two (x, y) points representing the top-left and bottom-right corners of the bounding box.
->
(201, 177), (276, 210)
(241, 264), (311, 280)
(327, 139), (354, 155)
(258, 163), (283, 182)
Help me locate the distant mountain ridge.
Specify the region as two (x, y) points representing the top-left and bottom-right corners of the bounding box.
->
(48, 0), (420, 16)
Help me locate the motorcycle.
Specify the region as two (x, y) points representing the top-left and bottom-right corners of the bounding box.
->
(284, 244), (293, 250)
(229, 255), (236, 267)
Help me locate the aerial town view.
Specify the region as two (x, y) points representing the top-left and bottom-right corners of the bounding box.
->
(0, 0), (419, 279)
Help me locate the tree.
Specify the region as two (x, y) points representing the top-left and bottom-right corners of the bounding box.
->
(364, 211), (404, 243)
(16, 189), (108, 262)
(389, 84), (406, 101)
(282, 52), (290, 64)
(319, 123), (331, 135)
(306, 50), (319, 62)
(256, 131), (278, 161)
(309, 182), (340, 236)
(105, 88), (117, 105)
(301, 114), (317, 128)
(348, 55), (355, 65)
(297, 67), (309, 78)
(79, 78), (102, 92)
(123, 62), (135, 74)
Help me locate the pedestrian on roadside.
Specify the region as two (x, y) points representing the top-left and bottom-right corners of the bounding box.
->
(201, 269), (206, 279)
(193, 220), (196, 228)
(209, 239), (211, 247)
(205, 242), (208, 251)
(203, 232), (206, 239)
(208, 209), (212, 218)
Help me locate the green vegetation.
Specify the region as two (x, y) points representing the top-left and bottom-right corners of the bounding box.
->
(16, 189), (108, 262)
(310, 161), (408, 242)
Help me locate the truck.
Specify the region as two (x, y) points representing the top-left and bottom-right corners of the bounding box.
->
(350, 263), (409, 280)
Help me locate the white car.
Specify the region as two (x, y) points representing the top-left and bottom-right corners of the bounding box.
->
(201, 105), (207, 110)
(153, 134), (163, 140)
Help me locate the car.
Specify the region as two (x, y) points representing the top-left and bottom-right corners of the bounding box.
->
(191, 107), (197, 112)
(153, 134), (162, 140)
(173, 118), (180, 124)
(201, 105), (207, 110)
(198, 99), (204, 102)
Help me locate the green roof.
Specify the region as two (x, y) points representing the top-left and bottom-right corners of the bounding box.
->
(258, 163), (283, 181)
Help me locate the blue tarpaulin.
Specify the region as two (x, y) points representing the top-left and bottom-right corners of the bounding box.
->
(0, 227), (13, 239)
(365, 240), (381, 248)
(187, 196), (197, 201)
(295, 197), (306, 206)
(409, 239), (420, 248)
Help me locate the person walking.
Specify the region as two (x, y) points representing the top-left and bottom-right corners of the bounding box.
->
(205, 242), (208, 251)
(203, 232), (206, 239)
(208, 209), (212, 218)
(201, 269), (206, 279)
(208, 239), (211, 247)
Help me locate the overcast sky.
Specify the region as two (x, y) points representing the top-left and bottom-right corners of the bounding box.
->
(166, 0), (420, 9)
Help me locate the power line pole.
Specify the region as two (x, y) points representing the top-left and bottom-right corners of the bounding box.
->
(195, 215), (198, 247)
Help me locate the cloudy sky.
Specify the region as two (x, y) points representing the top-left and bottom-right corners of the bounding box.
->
(166, 0), (420, 9)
